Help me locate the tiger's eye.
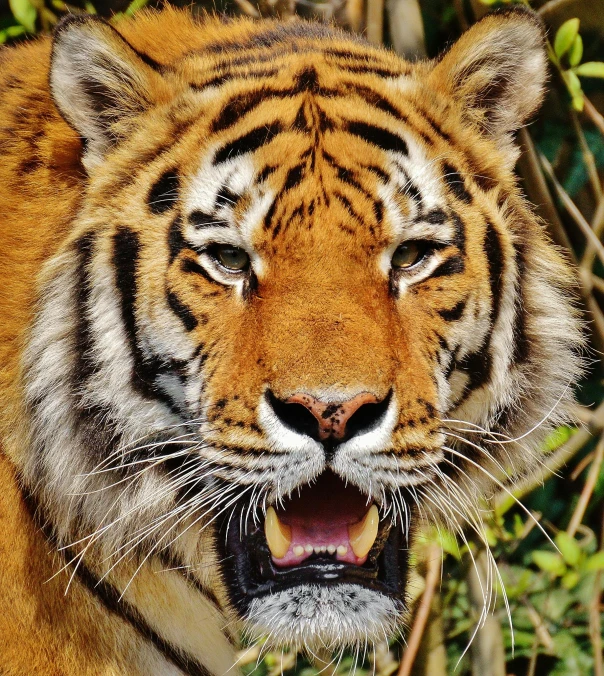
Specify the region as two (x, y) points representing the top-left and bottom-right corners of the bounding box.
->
(391, 241), (426, 269)
(212, 245), (250, 272)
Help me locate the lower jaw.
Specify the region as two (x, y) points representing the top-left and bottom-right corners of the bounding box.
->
(244, 582), (403, 652)
(217, 507), (410, 650)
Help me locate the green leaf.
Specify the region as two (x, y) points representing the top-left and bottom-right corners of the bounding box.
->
(572, 94), (585, 112)
(554, 18), (580, 59)
(575, 62), (604, 79)
(568, 35), (583, 67)
(436, 528), (461, 560)
(125, 0), (150, 16)
(542, 426), (575, 453)
(8, 0), (36, 32)
(567, 70), (583, 96)
(532, 550), (566, 576)
(0, 24), (25, 43)
(561, 570), (580, 589)
(556, 532), (582, 567)
(585, 550), (604, 571)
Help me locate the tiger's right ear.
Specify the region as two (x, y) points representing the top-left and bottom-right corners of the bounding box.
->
(50, 15), (169, 171)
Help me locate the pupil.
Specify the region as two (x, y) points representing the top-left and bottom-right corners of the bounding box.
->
(219, 247), (247, 270)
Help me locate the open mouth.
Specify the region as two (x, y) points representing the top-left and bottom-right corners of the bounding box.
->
(219, 471), (409, 612)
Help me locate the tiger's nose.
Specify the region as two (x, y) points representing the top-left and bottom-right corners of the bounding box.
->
(266, 390), (392, 443)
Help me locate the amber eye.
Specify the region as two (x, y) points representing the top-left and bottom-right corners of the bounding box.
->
(391, 241), (427, 270)
(210, 245), (250, 272)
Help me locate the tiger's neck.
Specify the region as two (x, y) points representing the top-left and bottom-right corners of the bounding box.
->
(0, 451), (238, 676)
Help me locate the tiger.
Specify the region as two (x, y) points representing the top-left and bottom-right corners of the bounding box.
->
(0, 4), (585, 674)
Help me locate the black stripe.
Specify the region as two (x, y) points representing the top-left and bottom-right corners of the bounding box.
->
(294, 66), (320, 93)
(438, 298), (466, 322)
(459, 343), (492, 392)
(190, 68), (280, 90)
(484, 221), (505, 327)
(148, 171), (179, 215)
(365, 164), (390, 182)
(283, 163), (305, 191)
(167, 291), (198, 332)
(346, 121), (408, 156)
(215, 186), (240, 209)
(431, 255), (465, 279)
(443, 163), (472, 203)
(189, 210), (227, 229)
(73, 233), (98, 386)
(341, 64), (402, 78)
(211, 89), (268, 133)
(73, 560), (212, 676)
(344, 84), (402, 119)
(256, 164), (278, 183)
(168, 215), (186, 262)
(180, 257), (224, 287)
(424, 208), (448, 225)
(334, 190), (364, 224)
(512, 243), (530, 365)
(213, 122), (282, 165)
(20, 488), (213, 676)
(451, 212), (466, 254)
(113, 227), (182, 415)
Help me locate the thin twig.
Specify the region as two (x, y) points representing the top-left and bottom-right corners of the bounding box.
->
(517, 129), (575, 256)
(571, 450), (596, 480)
(567, 434), (604, 537)
(584, 97), (604, 138)
(540, 154), (604, 271)
(571, 109), (602, 201)
(581, 197), (604, 272)
(397, 543), (441, 676)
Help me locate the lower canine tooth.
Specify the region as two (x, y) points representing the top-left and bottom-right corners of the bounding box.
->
(348, 505), (379, 559)
(265, 507), (292, 559)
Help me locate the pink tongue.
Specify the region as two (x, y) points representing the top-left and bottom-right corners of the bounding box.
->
(272, 473), (371, 567)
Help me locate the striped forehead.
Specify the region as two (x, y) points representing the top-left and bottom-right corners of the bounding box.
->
(179, 90), (449, 250)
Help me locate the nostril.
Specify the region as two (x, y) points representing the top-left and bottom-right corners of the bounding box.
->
(344, 390), (392, 441)
(266, 390), (322, 441)
(266, 389), (393, 445)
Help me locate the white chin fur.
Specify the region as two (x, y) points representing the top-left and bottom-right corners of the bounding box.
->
(244, 584), (402, 652)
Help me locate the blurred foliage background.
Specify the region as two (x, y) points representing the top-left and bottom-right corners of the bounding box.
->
(1, 0), (604, 673)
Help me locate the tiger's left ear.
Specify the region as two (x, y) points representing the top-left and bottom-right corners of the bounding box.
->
(428, 8), (547, 155)
(50, 15), (170, 171)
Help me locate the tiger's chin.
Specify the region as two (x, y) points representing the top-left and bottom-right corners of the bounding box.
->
(219, 471), (409, 652)
(245, 584), (401, 652)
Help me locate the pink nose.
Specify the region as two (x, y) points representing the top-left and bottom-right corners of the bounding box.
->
(285, 392), (381, 440)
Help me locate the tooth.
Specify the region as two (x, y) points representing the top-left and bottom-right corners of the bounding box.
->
(293, 545), (304, 557)
(327, 545), (336, 554)
(314, 546), (321, 554)
(337, 545), (348, 556)
(264, 507), (291, 559)
(348, 505), (379, 559)
(305, 544), (313, 553)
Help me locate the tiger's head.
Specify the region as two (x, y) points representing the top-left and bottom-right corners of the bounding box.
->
(22, 7), (583, 656)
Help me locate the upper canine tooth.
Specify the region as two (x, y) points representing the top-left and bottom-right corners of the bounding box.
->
(348, 505), (379, 559)
(265, 506), (292, 559)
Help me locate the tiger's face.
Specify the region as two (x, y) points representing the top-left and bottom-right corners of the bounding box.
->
(22, 7), (583, 655)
